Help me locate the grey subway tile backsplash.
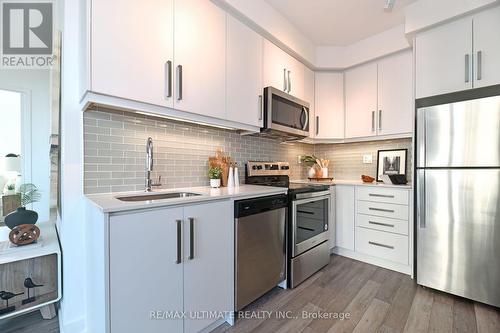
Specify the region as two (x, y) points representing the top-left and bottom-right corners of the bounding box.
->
(83, 108), (413, 194)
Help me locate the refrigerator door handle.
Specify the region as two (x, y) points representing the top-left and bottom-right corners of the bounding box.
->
(417, 170), (426, 228)
(416, 108), (426, 168)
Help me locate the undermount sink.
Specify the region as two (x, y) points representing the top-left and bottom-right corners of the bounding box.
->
(115, 192), (202, 202)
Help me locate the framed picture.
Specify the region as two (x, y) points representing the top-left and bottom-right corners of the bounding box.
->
(376, 149), (407, 182)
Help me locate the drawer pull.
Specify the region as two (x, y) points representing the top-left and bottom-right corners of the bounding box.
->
(369, 207), (394, 213)
(369, 241), (394, 249)
(369, 221), (394, 228)
(368, 193), (394, 198)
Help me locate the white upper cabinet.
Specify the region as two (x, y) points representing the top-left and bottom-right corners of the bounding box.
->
(377, 51), (413, 136)
(415, 17), (472, 98)
(473, 6), (500, 89)
(226, 15), (263, 127)
(314, 72), (344, 139)
(174, 0), (226, 119)
(262, 40), (306, 100)
(345, 63), (378, 139)
(91, 0), (174, 107)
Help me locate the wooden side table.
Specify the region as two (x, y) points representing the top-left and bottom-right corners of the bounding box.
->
(0, 221), (62, 320)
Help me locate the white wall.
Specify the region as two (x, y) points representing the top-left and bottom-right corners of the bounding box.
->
(57, 0), (87, 332)
(0, 70), (51, 221)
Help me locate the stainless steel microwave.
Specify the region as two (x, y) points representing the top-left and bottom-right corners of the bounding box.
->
(261, 87), (310, 140)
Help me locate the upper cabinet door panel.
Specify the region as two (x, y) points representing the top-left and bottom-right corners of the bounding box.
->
(377, 51), (413, 136)
(415, 17), (473, 99)
(345, 62), (378, 139)
(91, 0), (174, 107)
(174, 0), (226, 119)
(226, 15), (263, 127)
(473, 6), (500, 89)
(262, 40), (291, 93)
(314, 72), (344, 139)
(287, 56), (306, 100)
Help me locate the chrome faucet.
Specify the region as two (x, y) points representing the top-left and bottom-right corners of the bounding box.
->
(145, 137), (161, 191)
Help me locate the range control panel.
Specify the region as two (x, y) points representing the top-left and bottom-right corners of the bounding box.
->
(246, 161), (291, 177)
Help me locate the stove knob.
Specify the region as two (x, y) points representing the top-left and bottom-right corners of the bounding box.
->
(257, 165), (263, 170)
(252, 165), (258, 170)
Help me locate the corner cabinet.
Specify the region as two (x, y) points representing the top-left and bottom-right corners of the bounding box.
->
(106, 200), (232, 333)
(415, 5), (500, 98)
(345, 51), (412, 139)
(314, 72), (344, 139)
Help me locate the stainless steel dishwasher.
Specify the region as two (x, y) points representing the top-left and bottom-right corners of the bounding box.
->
(234, 194), (287, 311)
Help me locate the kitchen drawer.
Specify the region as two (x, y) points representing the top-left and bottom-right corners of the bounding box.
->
(355, 227), (408, 265)
(356, 187), (409, 205)
(356, 200), (408, 220)
(356, 213), (408, 235)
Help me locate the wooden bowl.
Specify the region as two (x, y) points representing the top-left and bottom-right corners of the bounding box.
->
(361, 175), (375, 183)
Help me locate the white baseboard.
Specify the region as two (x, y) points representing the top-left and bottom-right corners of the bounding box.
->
(332, 246), (412, 276)
(59, 315), (86, 333)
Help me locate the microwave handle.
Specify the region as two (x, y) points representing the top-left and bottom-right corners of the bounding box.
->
(301, 107), (309, 131)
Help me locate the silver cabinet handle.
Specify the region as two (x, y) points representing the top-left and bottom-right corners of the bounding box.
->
(287, 70), (291, 93)
(477, 51), (482, 81)
(175, 219), (182, 264)
(258, 95), (263, 121)
(165, 60), (172, 98)
(371, 111), (375, 132)
(369, 221), (395, 228)
(378, 110), (382, 131)
(283, 68), (287, 92)
(465, 54), (470, 83)
(301, 106), (309, 131)
(369, 207), (394, 213)
(369, 241), (394, 249)
(417, 169), (426, 228)
(188, 217), (194, 260)
(176, 65), (183, 100)
(316, 116), (319, 136)
(369, 193), (394, 198)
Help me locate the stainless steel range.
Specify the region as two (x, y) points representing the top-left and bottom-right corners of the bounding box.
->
(246, 162), (331, 288)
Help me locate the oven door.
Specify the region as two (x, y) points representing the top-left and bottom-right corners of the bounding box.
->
(292, 191), (330, 257)
(264, 87), (310, 137)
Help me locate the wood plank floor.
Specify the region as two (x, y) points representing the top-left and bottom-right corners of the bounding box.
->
(1, 255), (499, 333)
(213, 255), (500, 333)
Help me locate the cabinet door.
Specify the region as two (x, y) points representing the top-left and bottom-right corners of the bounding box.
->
(473, 6), (500, 89)
(287, 57), (306, 100)
(263, 40), (291, 92)
(335, 185), (355, 251)
(415, 17), (473, 98)
(109, 207), (184, 333)
(174, 0), (226, 119)
(345, 63), (378, 139)
(329, 187), (336, 249)
(314, 72), (344, 139)
(91, 0), (174, 107)
(377, 51), (413, 136)
(183, 201), (232, 333)
(226, 15), (263, 127)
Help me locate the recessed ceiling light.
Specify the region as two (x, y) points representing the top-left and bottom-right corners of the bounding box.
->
(384, 0), (395, 11)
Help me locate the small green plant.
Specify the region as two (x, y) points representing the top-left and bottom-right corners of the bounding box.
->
(208, 166), (222, 180)
(18, 183), (41, 207)
(300, 155), (318, 167)
(7, 184), (15, 191)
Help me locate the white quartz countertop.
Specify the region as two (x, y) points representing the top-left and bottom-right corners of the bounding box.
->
(291, 179), (412, 189)
(86, 185), (288, 213)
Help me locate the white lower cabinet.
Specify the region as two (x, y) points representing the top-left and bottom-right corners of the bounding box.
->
(109, 200), (232, 333)
(333, 185), (412, 275)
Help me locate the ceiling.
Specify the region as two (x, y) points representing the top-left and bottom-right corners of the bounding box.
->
(265, 0), (417, 46)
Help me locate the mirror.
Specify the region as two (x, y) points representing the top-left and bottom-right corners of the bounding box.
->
(0, 35), (61, 226)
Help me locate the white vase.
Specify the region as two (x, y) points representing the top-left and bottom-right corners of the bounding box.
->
(234, 167), (240, 187)
(227, 167), (235, 188)
(307, 167), (316, 178)
(321, 168), (328, 178)
(210, 179), (221, 188)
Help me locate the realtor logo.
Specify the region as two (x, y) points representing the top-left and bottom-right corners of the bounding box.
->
(1, 1), (54, 68)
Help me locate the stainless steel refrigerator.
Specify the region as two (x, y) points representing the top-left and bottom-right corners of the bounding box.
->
(416, 94), (500, 307)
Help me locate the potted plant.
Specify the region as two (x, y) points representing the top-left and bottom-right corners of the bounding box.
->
(4, 183), (41, 230)
(3, 183), (16, 195)
(301, 155), (319, 178)
(208, 167), (222, 188)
